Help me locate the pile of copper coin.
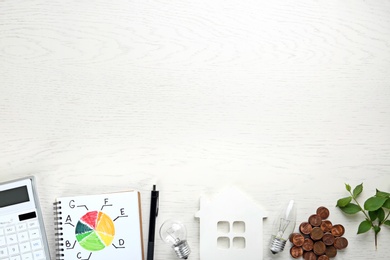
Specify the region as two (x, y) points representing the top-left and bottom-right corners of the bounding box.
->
(290, 206), (348, 260)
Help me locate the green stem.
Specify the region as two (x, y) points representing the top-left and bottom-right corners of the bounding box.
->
(349, 191), (371, 222)
(348, 191), (379, 249)
(373, 209), (390, 250)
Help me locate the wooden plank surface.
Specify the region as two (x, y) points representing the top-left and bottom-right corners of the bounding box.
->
(1, 0), (389, 259)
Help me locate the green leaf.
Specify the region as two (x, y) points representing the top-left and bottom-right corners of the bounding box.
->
(357, 220), (371, 234)
(339, 203), (361, 214)
(345, 183), (351, 192)
(382, 198), (390, 209)
(364, 196), (387, 211)
(377, 208), (385, 222)
(337, 196), (352, 207)
(376, 189), (390, 198)
(353, 183), (363, 198)
(384, 220), (390, 226)
(369, 210), (378, 221)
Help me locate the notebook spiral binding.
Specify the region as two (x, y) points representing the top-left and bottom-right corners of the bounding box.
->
(53, 201), (64, 260)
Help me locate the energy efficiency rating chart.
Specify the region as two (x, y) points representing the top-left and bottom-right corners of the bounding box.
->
(75, 211), (115, 251)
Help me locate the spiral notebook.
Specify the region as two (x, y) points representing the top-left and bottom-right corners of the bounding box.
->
(53, 191), (144, 260)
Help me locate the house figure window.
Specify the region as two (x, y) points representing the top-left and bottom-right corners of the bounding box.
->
(217, 221), (246, 249)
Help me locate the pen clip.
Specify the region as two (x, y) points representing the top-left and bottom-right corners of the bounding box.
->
(155, 196), (159, 217)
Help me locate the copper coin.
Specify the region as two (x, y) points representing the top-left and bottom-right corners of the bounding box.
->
(309, 214), (323, 227)
(303, 251), (317, 260)
(325, 245), (337, 258)
(288, 233), (299, 243)
(313, 241), (326, 255)
(291, 233), (305, 246)
(302, 238), (314, 251)
(320, 220), (333, 232)
(322, 233), (335, 246)
(290, 246), (303, 258)
(318, 255), (329, 260)
(310, 227), (324, 241)
(316, 206), (330, 219)
(334, 237), (348, 249)
(331, 224), (345, 237)
(300, 222), (313, 235)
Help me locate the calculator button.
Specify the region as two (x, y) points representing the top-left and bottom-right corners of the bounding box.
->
(0, 237), (5, 247)
(16, 224), (27, 232)
(30, 240), (42, 251)
(0, 247), (8, 258)
(10, 256), (22, 260)
(21, 252), (33, 260)
(5, 226), (16, 234)
(6, 234), (18, 245)
(27, 230), (40, 240)
(17, 232), (29, 243)
(19, 242), (30, 254)
(33, 250), (45, 260)
(0, 228), (4, 236)
(26, 221), (38, 230)
(8, 244), (19, 255)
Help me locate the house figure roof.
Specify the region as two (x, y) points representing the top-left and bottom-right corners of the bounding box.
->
(196, 186), (267, 218)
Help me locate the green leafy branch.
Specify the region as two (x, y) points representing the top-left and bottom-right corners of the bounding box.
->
(336, 183), (390, 249)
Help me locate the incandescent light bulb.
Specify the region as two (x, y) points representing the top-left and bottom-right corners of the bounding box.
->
(159, 219), (191, 259)
(269, 200), (297, 254)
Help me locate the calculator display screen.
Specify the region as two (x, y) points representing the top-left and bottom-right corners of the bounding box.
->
(0, 185), (30, 208)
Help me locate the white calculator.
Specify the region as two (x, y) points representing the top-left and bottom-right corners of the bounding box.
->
(0, 176), (50, 260)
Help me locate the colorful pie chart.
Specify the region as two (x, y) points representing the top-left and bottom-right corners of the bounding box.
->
(75, 211), (115, 251)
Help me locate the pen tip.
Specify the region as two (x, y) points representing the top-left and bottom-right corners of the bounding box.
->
(153, 184), (156, 190)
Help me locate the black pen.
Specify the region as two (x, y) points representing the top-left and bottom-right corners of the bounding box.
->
(147, 185), (159, 260)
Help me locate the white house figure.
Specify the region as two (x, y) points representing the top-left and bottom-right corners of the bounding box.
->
(195, 187), (267, 260)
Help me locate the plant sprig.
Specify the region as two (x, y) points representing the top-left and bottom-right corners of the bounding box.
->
(336, 183), (390, 249)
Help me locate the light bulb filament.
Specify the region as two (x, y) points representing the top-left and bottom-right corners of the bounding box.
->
(278, 218), (291, 233)
(167, 227), (181, 245)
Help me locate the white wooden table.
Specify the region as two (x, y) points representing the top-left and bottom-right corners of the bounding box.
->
(1, 0), (389, 259)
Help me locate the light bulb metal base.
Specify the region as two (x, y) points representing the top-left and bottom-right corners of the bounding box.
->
(269, 235), (287, 254)
(173, 240), (191, 259)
